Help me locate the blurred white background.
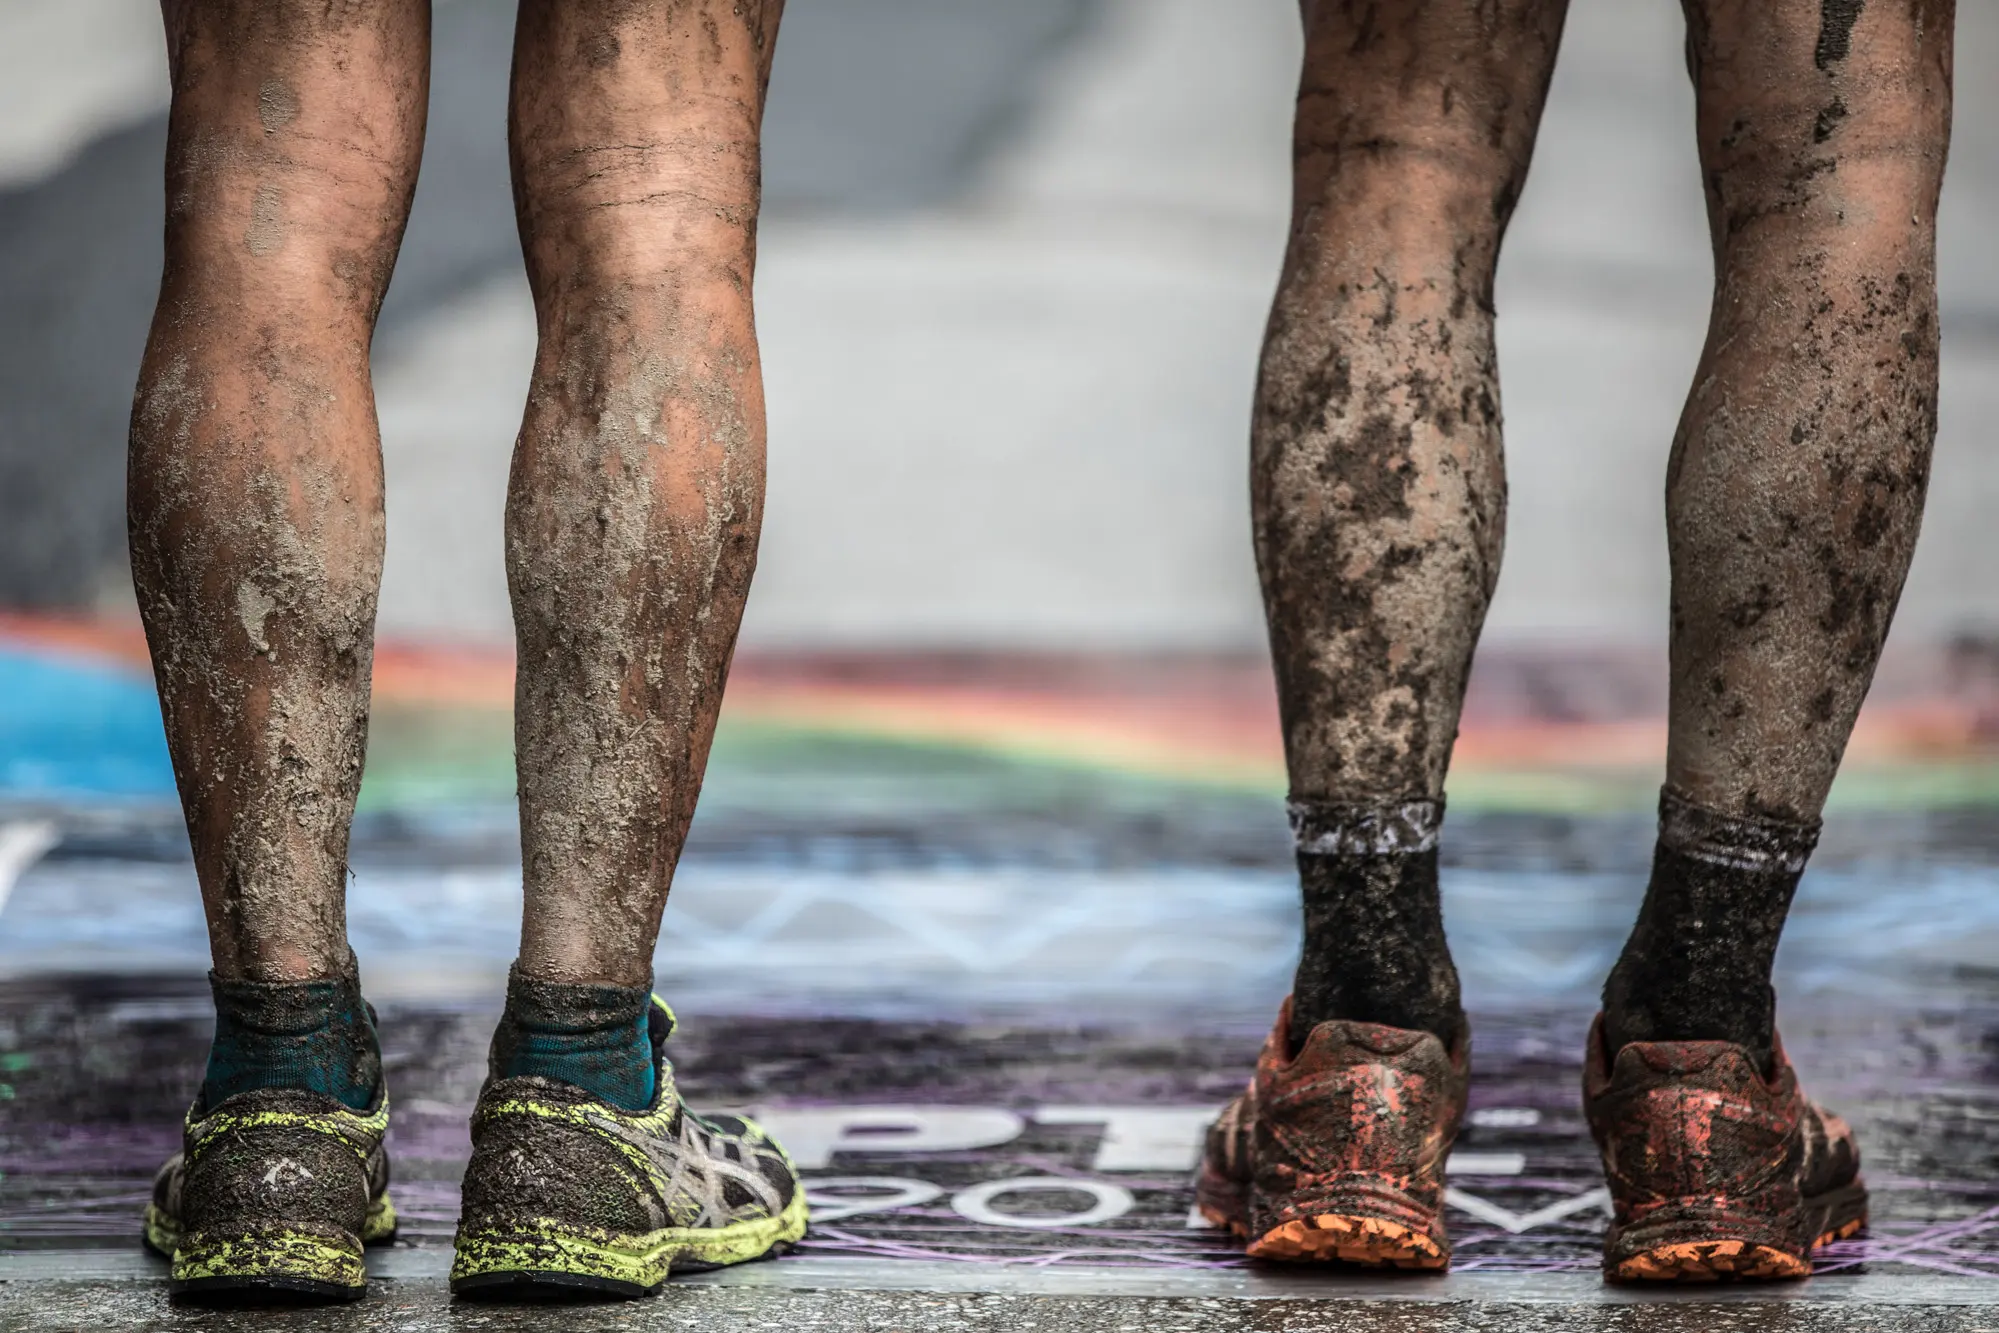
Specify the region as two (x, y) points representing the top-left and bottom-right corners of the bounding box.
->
(3, 0), (1994, 651)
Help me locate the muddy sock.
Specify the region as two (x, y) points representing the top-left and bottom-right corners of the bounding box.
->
(489, 967), (655, 1112)
(201, 964), (382, 1112)
(1288, 799), (1465, 1055)
(1601, 788), (1820, 1077)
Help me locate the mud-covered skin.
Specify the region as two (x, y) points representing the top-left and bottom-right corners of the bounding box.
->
(506, 0), (786, 988)
(453, 1001), (806, 1297)
(129, 0), (429, 982)
(1262, 0), (1953, 1091)
(132, 0), (789, 990)
(1664, 0), (1955, 823)
(143, 1085), (396, 1301)
(1583, 1016), (1866, 1282)
(1197, 1000), (1468, 1269)
(1253, 0), (1569, 807)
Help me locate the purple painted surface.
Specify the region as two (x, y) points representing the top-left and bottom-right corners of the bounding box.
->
(3, 977), (1997, 1276)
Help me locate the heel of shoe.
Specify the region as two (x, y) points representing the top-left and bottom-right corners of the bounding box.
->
(1247, 1180), (1450, 1268)
(142, 1203), (181, 1260)
(449, 1221), (673, 1299)
(1604, 1200), (1814, 1282)
(170, 1223), (367, 1301)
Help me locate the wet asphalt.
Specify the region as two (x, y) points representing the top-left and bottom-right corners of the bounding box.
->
(1, 1273), (1993, 1333)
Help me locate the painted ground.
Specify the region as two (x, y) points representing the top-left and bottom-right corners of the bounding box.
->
(5, 618), (1999, 1327)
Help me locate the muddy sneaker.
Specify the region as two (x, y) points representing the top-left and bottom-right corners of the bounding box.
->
(1196, 998), (1468, 1268)
(142, 1088), (395, 1302)
(1584, 1014), (1866, 1281)
(451, 997), (807, 1298)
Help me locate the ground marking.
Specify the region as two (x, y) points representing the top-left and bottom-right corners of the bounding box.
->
(0, 822), (59, 919)
(1445, 1186), (1612, 1234)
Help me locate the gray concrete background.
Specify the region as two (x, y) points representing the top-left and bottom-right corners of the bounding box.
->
(0, 0), (1994, 651)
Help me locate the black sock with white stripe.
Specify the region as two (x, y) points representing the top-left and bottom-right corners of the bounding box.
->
(1288, 798), (1465, 1057)
(1602, 787), (1820, 1077)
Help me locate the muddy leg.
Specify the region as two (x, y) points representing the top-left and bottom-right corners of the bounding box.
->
(129, 0), (425, 1104)
(133, 0), (427, 982)
(1602, 0), (1954, 1071)
(493, 0), (782, 1106)
(1256, 0), (1567, 1052)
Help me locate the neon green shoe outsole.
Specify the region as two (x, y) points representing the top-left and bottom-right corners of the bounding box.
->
(452, 998), (810, 1300)
(451, 1186), (809, 1298)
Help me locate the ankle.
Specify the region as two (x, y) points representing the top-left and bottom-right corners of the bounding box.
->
(1601, 969), (1778, 1075)
(1289, 979), (1466, 1054)
(491, 967), (656, 1111)
(201, 962), (381, 1111)
(1601, 788), (1817, 1077)
(1287, 797), (1461, 1053)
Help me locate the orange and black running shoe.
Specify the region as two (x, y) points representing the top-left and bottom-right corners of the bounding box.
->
(1196, 998), (1468, 1268)
(1584, 1014), (1866, 1282)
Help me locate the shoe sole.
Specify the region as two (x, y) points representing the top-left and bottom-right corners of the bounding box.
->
(1607, 1181), (1868, 1283)
(146, 1193), (397, 1303)
(1246, 1213), (1449, 1269)
(1197, 1156), (1450, 1270)
(450, 1188), (810, 1299)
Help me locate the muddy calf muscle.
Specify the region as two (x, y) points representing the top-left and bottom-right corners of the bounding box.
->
(1254, 0), (1567, 806)
(506, 0), (784, 988)
(1664, 0), (1954, 820)
(129, 0), (428, 982)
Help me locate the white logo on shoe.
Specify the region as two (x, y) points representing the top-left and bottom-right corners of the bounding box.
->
(262, 1158), (316, 1187)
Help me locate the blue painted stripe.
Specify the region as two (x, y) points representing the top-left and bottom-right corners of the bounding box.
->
(0, 648), (175, 798)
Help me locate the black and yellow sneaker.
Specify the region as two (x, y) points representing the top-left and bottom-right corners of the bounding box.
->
(451, 997), (807, 1298)
(142, 1086), (396, 1301)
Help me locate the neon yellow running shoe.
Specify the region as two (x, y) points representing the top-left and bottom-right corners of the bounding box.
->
(450, 997), (807, 1299)
(143, 1087), (396, 1302)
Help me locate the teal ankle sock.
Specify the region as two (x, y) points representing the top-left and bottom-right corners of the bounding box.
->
(201, 967), (382, 1112)
(489, 968), (656, 1112)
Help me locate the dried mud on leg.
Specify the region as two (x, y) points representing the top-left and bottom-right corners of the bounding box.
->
(505, 0), (786, 987)
(129, 0), (428, 982)
(1663, 0), (1955, 823)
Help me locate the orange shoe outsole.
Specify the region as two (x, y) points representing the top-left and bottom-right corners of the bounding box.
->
(1246, 1213), (1449, 1269)
(1608, 1213), (1866, 1283)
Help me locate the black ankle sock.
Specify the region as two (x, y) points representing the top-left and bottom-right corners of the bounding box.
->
(1602, 787), (1819, 1076)
(201, 961), (381, 1112)
(489, 967), (656, 1112)
(1288, 798), (1465, 1055)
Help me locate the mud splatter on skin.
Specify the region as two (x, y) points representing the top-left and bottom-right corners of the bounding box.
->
(506, 0), (786, 988)
(1254, 0), (1568, 805)
(1664, 0), (1955, 824)
(244, 183), (286, 256)
(257, 78), (300, 134)
(1814, 0), (1867, 70)
(131, 0), (429, 982)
